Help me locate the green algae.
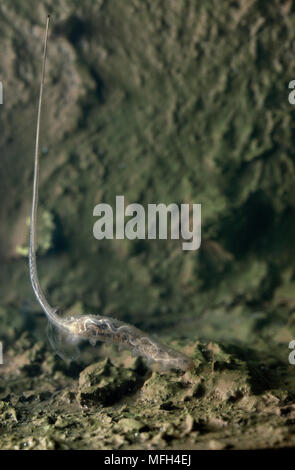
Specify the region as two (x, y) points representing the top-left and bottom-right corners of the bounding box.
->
(16, 210), (56, 257)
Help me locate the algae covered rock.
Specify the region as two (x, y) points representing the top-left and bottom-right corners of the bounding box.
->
(0, 401), (18, 423)
(141, 371), (184, 405)
(77, 358), (144, 407)
(117, 417), (145, 433)
(1, 336), (295, 450)
(140, 341), (252, 407)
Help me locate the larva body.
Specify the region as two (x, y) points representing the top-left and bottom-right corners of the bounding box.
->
(63, 314), (193, 371)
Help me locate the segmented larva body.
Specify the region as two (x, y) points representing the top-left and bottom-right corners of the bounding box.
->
(63, 314), (194, 371)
